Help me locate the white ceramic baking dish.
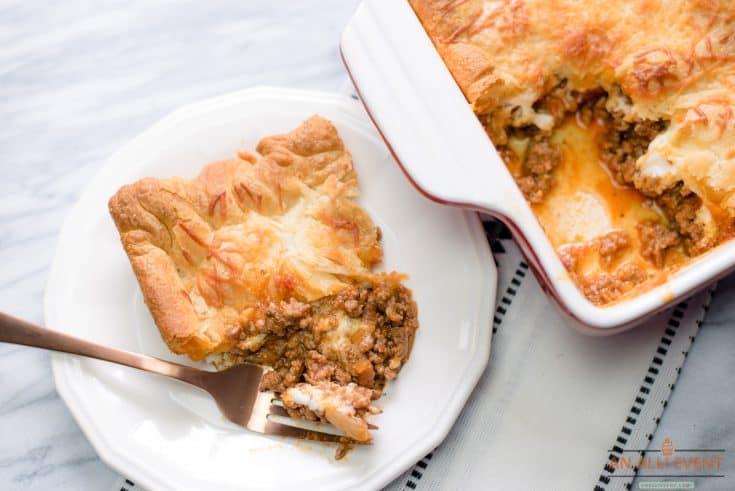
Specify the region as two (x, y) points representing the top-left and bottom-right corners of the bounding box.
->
(340, 0), (734, 333)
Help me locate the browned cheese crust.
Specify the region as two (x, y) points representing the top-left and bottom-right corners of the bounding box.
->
(109, 116), (386, 360)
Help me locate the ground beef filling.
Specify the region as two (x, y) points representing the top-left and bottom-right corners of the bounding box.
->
(558, 230), (648, 305)
(598, 112), (710, 256)
(486, 83), (721, 304)
(496, 125), (562, 205)
(212, 274), (418, 445)
(576, 262), (648, 306)
(657, 184), (708, 254)
(637, 221), (680, 267)
(597, 230), (631, 270)
(515, 138), (562, 204)
(248, 279), (417, 393)
(600, 113), (667, 186)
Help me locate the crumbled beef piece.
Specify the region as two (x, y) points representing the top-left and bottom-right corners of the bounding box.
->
(514, 137), (562, 203)
(597, 230), (631, 270)
(220, 276), (418, 396)
(578, 262), (647, 305)
(637, 220), (680, 267)
(600, 116), (667, 186)
(657, 184), (708, 254)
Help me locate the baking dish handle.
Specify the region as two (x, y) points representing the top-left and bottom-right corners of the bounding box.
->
(340, 0), (523, 219)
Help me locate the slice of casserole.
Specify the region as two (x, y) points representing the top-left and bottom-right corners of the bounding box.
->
(411, 0), (735, 304)
(109, 115), (418, 447)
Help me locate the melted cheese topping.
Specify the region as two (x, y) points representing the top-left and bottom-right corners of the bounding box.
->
(322, 315), (370, 351)
(282, 381), (376, 442)
(109, 116), (385, 359)
(187, 191), (372, 317)
(284, 383), (360, 416)
(640, 99), (735, 212)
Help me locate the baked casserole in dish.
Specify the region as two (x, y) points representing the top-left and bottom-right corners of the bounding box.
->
(341, 0), (735, 329)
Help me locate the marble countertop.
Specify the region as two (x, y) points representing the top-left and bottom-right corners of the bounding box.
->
(0, 1), (732, 490)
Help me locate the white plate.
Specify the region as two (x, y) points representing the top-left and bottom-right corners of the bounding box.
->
(44, 87), (496, 491)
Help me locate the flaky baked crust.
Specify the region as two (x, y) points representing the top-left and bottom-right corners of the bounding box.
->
(411, 0), (735, 213)
(109, 116), (383, 360)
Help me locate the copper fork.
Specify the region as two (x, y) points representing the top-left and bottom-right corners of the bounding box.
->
(0, 312), (349, 444)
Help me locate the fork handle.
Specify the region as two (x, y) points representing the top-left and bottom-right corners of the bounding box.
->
(0, 312), (208, 388)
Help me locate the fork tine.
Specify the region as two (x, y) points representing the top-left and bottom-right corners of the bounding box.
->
(269, 402), (379, 430)
(244, 393), (349, 443)
(267, 403), (290, 418)
(261, 419), (349, 443)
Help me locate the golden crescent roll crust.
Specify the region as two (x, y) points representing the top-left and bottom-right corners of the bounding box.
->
(411, 0), (735, 212)
(109, 116), (384, 360)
